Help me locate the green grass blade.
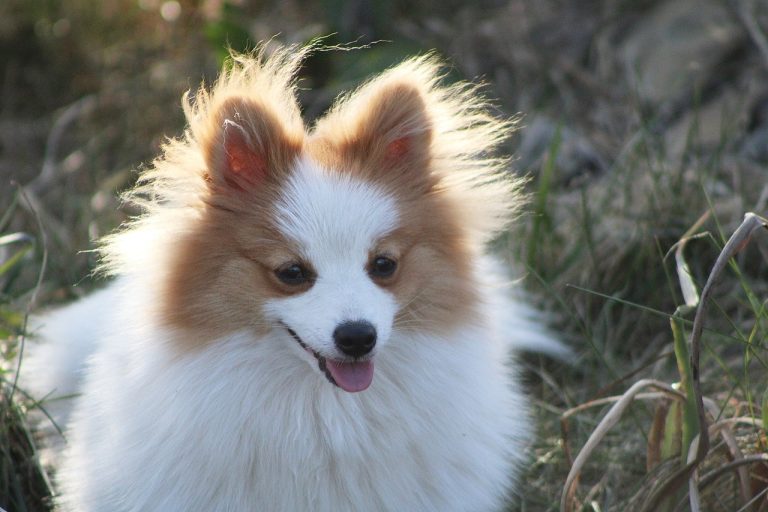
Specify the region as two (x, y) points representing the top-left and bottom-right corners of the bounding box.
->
(0, 246), (32, 277)
(670, 312), (699, 464)
(526, 124), (561, 268)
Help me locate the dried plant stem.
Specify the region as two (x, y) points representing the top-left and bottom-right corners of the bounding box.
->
(737, 0), (768, 71)
(688, 454), (768, 504)
(28, 95), (97, 195)
(642, 213), (768, 512)
(688, 215), (768, 476)
(560, 379), (683, 512)
(560, 391), (685, 465)
(10, 185), (49, 403)
(561, 213), (768, 512)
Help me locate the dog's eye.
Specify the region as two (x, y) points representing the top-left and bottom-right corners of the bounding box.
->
(275, 264), (312, 286)
(369, 256), (397, 279)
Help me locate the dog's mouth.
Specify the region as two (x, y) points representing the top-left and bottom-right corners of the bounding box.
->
(283, 326), (374, 393)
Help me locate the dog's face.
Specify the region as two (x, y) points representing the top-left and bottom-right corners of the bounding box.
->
(160, 73), (479, 392)
(260, 162), (401, 392)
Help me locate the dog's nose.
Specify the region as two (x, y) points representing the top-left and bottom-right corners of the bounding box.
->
(333, 321), (377, 357)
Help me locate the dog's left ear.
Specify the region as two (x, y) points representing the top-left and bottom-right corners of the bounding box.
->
(313, 81), (433, 189)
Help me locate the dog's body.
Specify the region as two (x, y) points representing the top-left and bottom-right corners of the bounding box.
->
(23, 48), (560, 511)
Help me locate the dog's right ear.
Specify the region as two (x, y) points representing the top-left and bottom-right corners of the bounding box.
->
(201, 97), (302, 195)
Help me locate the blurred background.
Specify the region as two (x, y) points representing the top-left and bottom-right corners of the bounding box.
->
(2, 0), (768, 510)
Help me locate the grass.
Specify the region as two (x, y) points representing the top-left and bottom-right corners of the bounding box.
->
(0, 193), (54, 512)
(513, 111), (768, 510)
(562, 214), (767, 511)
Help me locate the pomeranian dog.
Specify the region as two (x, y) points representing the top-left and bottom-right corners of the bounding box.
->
(23, 46), (563, 511)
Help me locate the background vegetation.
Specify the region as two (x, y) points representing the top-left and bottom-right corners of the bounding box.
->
(2, 0), (768, 510)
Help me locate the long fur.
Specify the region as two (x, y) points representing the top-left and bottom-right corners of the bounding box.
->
(22, 45), (561, 512)
(100, 47), (522, 278)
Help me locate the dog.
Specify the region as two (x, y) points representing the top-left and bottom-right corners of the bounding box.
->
(22, 46), (564, 511)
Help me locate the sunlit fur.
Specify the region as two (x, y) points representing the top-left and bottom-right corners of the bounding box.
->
(21, 46), (559, 511)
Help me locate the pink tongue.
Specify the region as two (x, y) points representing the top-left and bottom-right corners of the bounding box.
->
(325, 359), (374, 392)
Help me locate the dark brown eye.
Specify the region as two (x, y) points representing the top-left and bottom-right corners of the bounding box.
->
(369, 256), (397, 279)
(275, 264), (312, 286)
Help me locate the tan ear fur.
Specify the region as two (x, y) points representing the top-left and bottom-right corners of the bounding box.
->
(200, 97), (302, 196)
(311, 82), (435, 193)
(306, 54), (524, 247)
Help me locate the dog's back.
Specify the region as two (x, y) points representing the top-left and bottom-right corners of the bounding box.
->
(23, 286), (120, 425)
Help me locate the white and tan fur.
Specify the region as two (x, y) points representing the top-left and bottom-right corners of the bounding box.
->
(23, 46), (561, 511)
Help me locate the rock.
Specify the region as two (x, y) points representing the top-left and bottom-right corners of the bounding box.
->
(516, 116), (606, 186)
(740, 92), (768, 163)
(618, 0), (745, 105)
(665, 87), (747, 162)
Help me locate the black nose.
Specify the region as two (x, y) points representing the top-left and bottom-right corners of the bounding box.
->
(333, 321), (377, 357)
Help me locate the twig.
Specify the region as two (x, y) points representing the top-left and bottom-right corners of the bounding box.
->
(736, 484), (768, 512)
(702, 409), (765, 499)
(562, 391), (686, 421)
(28, 95), (97, 195)
(736, 0), (768, 71)
(701, 454), (768, 495)
(669, 402), (764, 512)
(16, 186), (72, 250)
(560, 379), (683, 512)
(708, 416), (765, 431)
(560, 390), (686, 465)
(9, 184), (48, 403)
(688, 213), (768, 482)
(663, 212), (768, 512)
(566, 213), (768, 512)
(715, 422), (752, 506)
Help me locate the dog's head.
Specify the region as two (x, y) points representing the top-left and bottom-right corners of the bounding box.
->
(127, 50), (521, 392)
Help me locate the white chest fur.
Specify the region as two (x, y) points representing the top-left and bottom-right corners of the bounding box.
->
(57, 321), (528, 512)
